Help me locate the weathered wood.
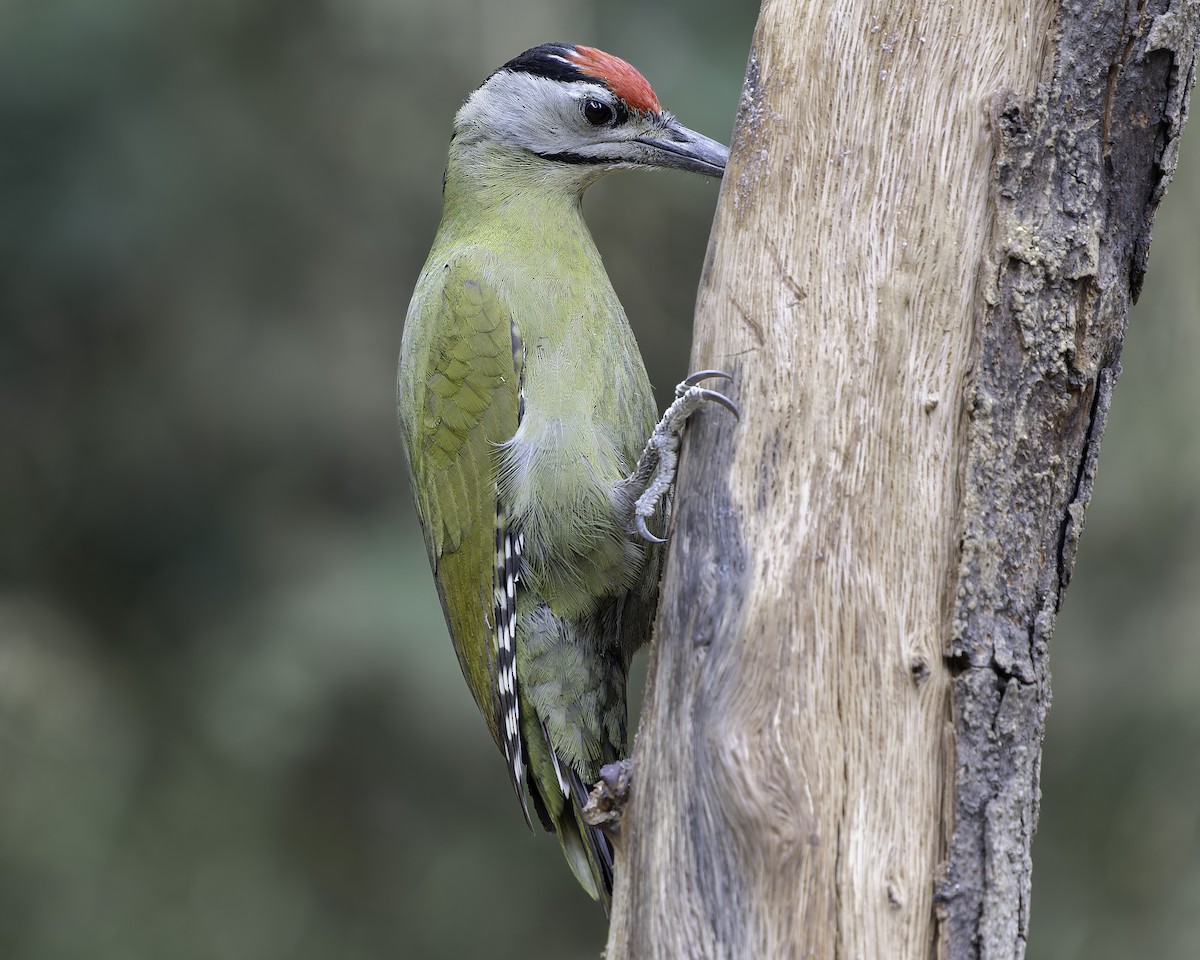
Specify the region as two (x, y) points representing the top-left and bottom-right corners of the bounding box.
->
(605, 1), (1198, 958)
(939, 4), (1198, 958)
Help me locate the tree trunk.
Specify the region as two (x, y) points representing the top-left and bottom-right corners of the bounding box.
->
(605, 2), (1198, 958)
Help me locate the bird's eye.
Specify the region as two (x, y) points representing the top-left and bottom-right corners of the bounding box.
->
(582, 98), (616, 126)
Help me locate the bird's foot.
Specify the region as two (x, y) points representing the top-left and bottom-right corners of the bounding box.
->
(631, 371), (739, 544)
(583, 758), (636, 844)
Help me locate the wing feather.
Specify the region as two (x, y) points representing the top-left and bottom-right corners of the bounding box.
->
(400, 258), (529, 816)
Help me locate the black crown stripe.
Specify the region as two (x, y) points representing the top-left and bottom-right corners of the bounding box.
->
(498, 43), (585, 85)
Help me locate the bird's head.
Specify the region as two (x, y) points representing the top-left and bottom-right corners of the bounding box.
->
(450, 43), (728, 186)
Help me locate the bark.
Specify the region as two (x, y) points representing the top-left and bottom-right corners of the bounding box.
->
(605, 2), (1198, 959)
(938, 3), (1197, 957)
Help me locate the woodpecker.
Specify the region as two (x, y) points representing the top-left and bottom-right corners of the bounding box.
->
(397, 43), (734, 907)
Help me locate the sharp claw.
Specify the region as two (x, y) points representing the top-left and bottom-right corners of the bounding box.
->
(683, 369), (733, 387)
(628, 373), (738, 542)
(636, 513), (668, 544)
(678, 372), (740, 420)
(696, 388), (741, 420)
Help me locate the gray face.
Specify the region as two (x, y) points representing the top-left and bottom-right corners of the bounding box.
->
(454, 69), (728, 179)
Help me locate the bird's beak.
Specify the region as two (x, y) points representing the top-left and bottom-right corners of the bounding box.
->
(635, 116), (728, 179)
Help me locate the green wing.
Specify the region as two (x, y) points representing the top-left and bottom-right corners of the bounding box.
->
(401, 258), (523, 765)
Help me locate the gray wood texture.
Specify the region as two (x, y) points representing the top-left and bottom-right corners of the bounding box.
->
(604, 2), (1198, 958)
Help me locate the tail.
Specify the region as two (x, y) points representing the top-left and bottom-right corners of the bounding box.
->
(555, 770), (614, 912)
(525, 718), (615, 911)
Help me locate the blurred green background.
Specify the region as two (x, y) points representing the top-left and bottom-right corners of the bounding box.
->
(0, 2), (1195, 958)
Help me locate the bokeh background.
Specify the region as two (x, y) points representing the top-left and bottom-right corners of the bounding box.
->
(0, 2), (1196, 958)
